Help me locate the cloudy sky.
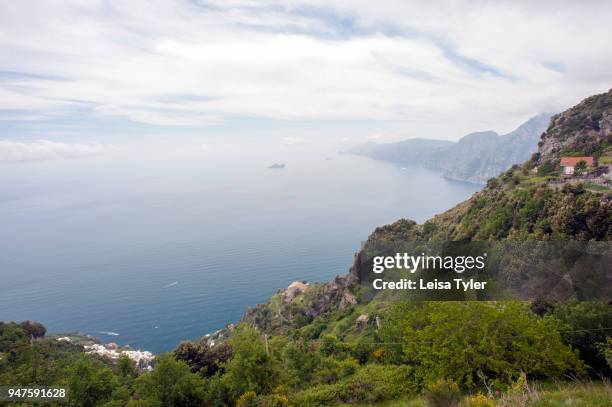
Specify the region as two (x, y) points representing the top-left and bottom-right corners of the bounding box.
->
(1, 0), (611, 156)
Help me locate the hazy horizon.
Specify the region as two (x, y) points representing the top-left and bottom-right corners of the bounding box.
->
(1, 1), (612, 160)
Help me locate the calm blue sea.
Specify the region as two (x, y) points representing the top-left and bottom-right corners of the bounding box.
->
(0, 140), (480, 352)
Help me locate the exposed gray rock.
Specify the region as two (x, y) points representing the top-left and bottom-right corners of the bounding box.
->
(355, 314), (369, 331)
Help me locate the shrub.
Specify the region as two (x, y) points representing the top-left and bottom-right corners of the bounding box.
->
(173, 341), (231, 376)
(254, 394), (289, 407)
(372, 347), (385, 360)
(598, 338), (612, 370)
(133, 354), (206, 407)
(422, 379), (461, 407)
(292, 364), (414, 406)
(66, 356), (120, 407)
(486, 178), (500, 189)
(574, 160), (588, 174)
(319, 334), (341, 357)
(236, 391), (257, 407)
(314, 358), (359, 384)
(400, 302), (584, 388)
(461, 393), (494, 407)
(220, 325), (278, 401)
(553, 301), (612, 375)
(280, 340), (319, 385)
(537, 161), (556, 176)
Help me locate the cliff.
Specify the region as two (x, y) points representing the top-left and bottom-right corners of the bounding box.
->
(538, 89), (612, 163)
(346, 114), (551, 184)
(431, 114), (552, 183)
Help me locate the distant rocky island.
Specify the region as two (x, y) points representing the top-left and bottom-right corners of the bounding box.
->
(268, 163), (286, 169)
(345, 113), (552, 184)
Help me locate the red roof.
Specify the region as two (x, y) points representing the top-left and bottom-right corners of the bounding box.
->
(560, 156), (594, 167)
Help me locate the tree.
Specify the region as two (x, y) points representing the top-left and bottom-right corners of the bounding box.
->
(65, 357), (119, 407)
(574, 160), (588, 174)
(117, 355), (137, 379)
(0, 322), (29, 352)
(553, 301), (612, 376)
(537, 160), (555, 176)
(281, 340), (319, 384)
(399, 302), (583, 389)
(486, 178), (501, 189)
(19, 321), (46, 339)
(173, 341), (231, 377)
(221, 325), (278, 401)
(134, 353), (206, 407)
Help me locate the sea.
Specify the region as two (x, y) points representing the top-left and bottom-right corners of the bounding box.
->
(0, 139), (481, 352)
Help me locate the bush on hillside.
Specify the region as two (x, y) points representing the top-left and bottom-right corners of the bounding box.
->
(291, 364), (414, 406)
(399, 302), (584, 389)
(422, 379), (461, 407)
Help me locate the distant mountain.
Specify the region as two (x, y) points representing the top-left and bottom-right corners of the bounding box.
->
(344, 138), (453, 164)
(429, 113), (553, 183)
(345, 113), (552, 184)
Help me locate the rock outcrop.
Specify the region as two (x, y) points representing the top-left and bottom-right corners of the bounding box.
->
(538, 89), (612, 162)
(283, 281), (310, 302)
(355, 314), (369, 331)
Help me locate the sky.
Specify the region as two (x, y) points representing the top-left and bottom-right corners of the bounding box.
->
(0, 0), (611, 161)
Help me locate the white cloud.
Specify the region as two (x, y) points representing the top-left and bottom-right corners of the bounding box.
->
(282, 136), (307, 145)
(0, 140), (110, 162)
(0, 1), (610, 138)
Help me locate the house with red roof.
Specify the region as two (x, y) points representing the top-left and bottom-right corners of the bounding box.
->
(560, 156), (594, 175)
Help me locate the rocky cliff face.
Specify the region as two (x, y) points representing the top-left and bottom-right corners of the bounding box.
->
(538, 89), (612, 162)
(237, 254), (362, 335)
(426, 131), (502, 183)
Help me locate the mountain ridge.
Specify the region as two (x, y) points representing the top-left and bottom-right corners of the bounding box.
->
(346, 113), (552, 184)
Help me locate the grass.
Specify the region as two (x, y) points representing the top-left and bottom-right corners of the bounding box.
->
(346, 381), (610, 406)
(516, 381), (611, 407)
(341, 397), (424, 407)
(518, 175), (552, 188)
(598, 155), (612, 165)
(522, 176), (551, 184)
(584, 183), (612, 192)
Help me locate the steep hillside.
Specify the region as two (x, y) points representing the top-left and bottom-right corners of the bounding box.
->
(426, 90), (611, 241)
(240, 90), (611, 337)
(538, 89), (612, 162)
(376, 91), (611, 242)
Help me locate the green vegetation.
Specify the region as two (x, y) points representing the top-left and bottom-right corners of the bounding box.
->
(395, 302), (583, 389)
(585, 182), (612, 192)
(1, 91), (610, 405)
(375, 179), (610, 241)
(2, 298), (610, 406)
(346, 381), (611, 406)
